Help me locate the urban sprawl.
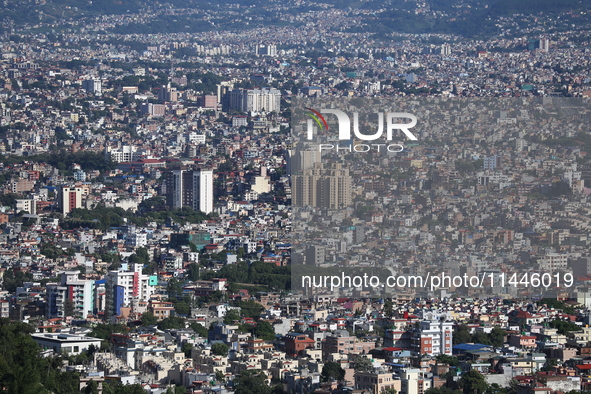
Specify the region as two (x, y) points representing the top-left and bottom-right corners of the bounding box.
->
(2, 1), (591, 394)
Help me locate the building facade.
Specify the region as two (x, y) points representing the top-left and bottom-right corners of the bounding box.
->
(166, 168), (214, 214)
(105, 264), (157, 319)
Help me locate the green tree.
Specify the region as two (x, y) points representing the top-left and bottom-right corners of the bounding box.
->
(83, 379), (99, 394)
(488, 326), (506, 347)
(181, 342), (194, 358)
(190, 322), (208, 338)
(157, 316), (186, 330)
(321, 361), (345, 382)
(224, 309), (241, 324)
(174, 301), (191, 316)
(103, 381), (147, 394)
(453, 324), (472, 344)
(549, 319), (581, 335)
(383, 299), (393, 317)
(0, 319), (81, 393)
(542, 357), (559, 372)
(436, 354), (459, 366)
(186, 263), (200, 282)
(215, 370), (225, 383)
(89, 323), (127, 341)
(237, 300), (264, 319)
(129, 247), (150, 266)
(353, 355), (373, 372)
(211, 342), (229, 356)
(234, 370), (271, 394)
(425, 387), (462, 394)
(167, 278), (183, 300)
(458, 370), (488, 394)
(253, 321), (275, 341)
(140, 312), (158, 326)
(64, 299), (76, 317)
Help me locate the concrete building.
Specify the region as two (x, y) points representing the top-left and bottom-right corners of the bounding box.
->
(322, 331), (376, 361)
(227, 88), (281, 113)
(292, 162), (352, 209)
(284, 333), (316, 357)
(166, 168), (214, 214)
(32, 333), (102, 356)
(140, 102), (166, 117)
(46, 271), (94, 318)
(16, 198), (36, 214)
(105, 264), (157, 319)
(158, 83), (179, 102)
(59, 185), (84, 215)
(82, 79), (102, 94)
(410, 319), (453, 356)
(106, 145), (139, 163)
(400, 369), (432, 394)
(355, 370), (400, 394)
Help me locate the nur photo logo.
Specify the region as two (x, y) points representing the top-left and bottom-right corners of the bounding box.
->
(303, 107), (419, 153)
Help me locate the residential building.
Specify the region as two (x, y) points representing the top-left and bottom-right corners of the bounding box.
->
(59, 185), (84, 215)
(105, 264), (157, 319)
(411, 319), (453, 356)
(46, 271), (94, 318)
(166, 168), (214, 214)
(292, 162), (352, 209)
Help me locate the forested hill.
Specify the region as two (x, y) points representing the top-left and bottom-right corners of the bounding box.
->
(1, 0), (590, 37)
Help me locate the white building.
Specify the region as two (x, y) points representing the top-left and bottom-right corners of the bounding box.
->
(32, 333), (102, 356)
(46, 271), (94, 318)
(59, 185), (85, 215)
(105, 264), (157, 319)
(411, 318), (453, 356)
(539, 253), (568, 271)
(229, 88), (281, 113)
(166, 168), (214, 214)
(16, 198), (36, 214)
(106, 145), (139, 163)
(126, 232), (148, 248)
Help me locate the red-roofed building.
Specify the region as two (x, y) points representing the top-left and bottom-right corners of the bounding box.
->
(284, 333), (315, 357)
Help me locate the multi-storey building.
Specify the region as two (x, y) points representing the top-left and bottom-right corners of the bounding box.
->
(158, 83), (179, 102)
(59, 185), (85, 215)
(322, 331), (376, 361)
(46, 271), (94, 318)
(355, 370), (401, 394)
(227, 88), (281, 113)
(16, 198), (36, 214)
(82, 79), (102, 94)
(166, 168), (213, 214)
(410, 319), (453, 356)
(106, 145), (139, 163)
(105, 264), (157, 319)
(292, 162), (352, 209)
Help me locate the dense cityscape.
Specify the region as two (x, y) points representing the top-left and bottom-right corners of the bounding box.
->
(1, 0), (591, 393)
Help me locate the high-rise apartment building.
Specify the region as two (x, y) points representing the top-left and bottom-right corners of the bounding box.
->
(140, 102), (166, 117)
(166, 168), (214, 214)
(255, 44), (277, 57)
(59, 185), (85, 215)
(287, 149), (321, 175)
(158, 83), (179, 102)
(292, 162), (352, 209)
(82, 79), (102, 94)
(105, 264), (157, 319)
(226, 88), (281, 113)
